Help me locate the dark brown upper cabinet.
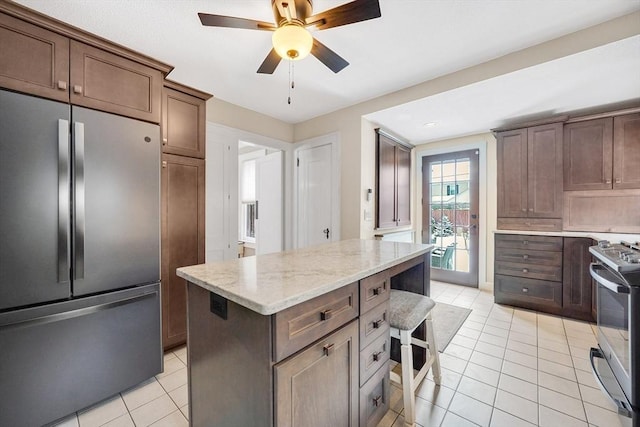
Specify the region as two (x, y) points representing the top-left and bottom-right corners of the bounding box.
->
(564, 114), (640, 191)
(497, 123), (563, 230)
(0, 12), (70, 102)
(375, 130), (411, 229)
(70, 41), (162, 123)
(162, 81), (212, 159)
(613, 113), (640, 189)
(0, 3), (172, 122)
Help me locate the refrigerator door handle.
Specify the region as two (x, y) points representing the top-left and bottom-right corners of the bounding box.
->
(73, 122), (85, 280)
(58, 119), (70, 283)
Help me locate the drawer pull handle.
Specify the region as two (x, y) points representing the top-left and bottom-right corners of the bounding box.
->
(523, 240), (529, 245)
(372, 319), (384, 329)
(522, 287), (529, 293)
(522, 268), (529, 273)
(373, 395), (383, 407)
(373, 286), (383, 296)
(57, 80), (67, 90)
(323, 343), (334, 356)
(320, 310), (333, 321)
(73, 85), (83, 94)
(372, 351), (382, 362)
(523, 254), (529, 260)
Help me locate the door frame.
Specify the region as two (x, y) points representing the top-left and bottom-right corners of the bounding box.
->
(416, 141), (488, 286)
(293, 132), (341, 248)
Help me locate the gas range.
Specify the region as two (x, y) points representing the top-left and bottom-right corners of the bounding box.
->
(590, 241), (640, 285)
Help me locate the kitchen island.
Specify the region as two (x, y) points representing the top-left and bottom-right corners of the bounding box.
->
(177, 239), (433, 427)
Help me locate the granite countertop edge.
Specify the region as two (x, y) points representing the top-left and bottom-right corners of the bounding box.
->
(177, 240), (434, 316)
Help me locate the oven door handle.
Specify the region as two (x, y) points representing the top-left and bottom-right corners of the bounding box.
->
(589, 263), (630, 294)
(589, 348), (633, 417)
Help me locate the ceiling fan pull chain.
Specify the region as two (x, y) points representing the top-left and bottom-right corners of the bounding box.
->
(287, 61), (292, 105)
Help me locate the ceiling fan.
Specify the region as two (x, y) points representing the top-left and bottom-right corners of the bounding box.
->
(198, 0), (381, 74)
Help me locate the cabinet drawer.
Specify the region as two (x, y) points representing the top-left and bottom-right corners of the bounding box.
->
(360, 301), (389, 350)
(274, 282), (358, 362)
(495, 234), (563, 252)
(497, 217), (562, 232)
(495, 261), (562, 282)
(359, 360), (390, 427)
(495, 248), (562, 266)
(495, 274), (562, 311)
(360, 332), (391, 386)
(360, 270), (390, 314)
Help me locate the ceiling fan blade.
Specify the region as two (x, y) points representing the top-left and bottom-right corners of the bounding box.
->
(306, 0), (381, 30)
(257, 49), (282, 74)
(311, 38), (349, 73)
(198, 13), (276, 31)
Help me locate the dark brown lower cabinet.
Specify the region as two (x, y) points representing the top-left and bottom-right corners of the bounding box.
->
(562, 237), (595, 320)
(275, 320), (359, 427)
(161, 154), (205, 350)
(494, 234), (595, 321)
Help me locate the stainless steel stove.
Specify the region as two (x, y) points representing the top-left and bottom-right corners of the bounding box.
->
(590, 240), (640, 427)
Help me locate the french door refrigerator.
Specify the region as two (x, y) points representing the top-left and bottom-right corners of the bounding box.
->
(0, 89), (162, 427)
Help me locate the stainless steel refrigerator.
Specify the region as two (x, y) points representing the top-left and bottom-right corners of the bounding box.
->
(0, 89), (162, 426)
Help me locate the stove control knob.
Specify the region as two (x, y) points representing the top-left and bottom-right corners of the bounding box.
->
(598, 240), (611, 248)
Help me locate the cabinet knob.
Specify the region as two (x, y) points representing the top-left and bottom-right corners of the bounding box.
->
(323, 343), (334, 356)
(523, 240), (529, 245)
(372, 351), (382, 362)
(372, 286), (383, 296)
(162, 138), (168, 145)
(605, 179), (612, 184)
(522, 268), (529, 273)
(528, 208), (533, 212)
(162, 160), (167, 168)
(73, 85), (83, 94)
(522, 287), (529, 293)
(521, 209), (526, 212)
(523, 254), (529, 260)
(57, 81), (67, 90)
(372, 319), (383, 329)
(320, 310), (333, 321)
(373, 395), (383, 407)
(615, 178), (621, 184)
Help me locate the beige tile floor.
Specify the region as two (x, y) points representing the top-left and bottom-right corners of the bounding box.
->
(51, 281), (624, 427)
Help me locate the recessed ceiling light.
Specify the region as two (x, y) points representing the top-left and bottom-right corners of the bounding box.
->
(423, 122), (436, 128)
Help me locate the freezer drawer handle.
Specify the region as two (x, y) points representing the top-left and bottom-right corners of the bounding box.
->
(0, 291), (156, 331)
(58, 119), (70, 283)
(73, 122), (85, 280)
(589, 347), (632, 417)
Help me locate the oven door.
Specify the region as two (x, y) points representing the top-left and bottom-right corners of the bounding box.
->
(590, 263), (633, 410)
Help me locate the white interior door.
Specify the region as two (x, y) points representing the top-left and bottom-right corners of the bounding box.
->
(297, 144), (333, 248)
(255, 151), (283, 255)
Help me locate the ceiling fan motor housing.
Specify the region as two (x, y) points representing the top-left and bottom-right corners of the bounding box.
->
(272, 0), (313, 26)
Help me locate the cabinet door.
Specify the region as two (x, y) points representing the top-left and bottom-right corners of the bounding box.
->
(497, 129), (528, 217)
(527, 123), (563, 218)
(376, 134), (397, 228)
(562, 238), (595, 321)
(161, 154), (205, 349)
(0, 13), (69, 102)
(275, 320), (359, 427)
(162, 87), (206, 158)
(563, 118), (613, 190)
(613, 113), (640, 189)
(70, 41), (162, 123)
(396, 144), (411, 226)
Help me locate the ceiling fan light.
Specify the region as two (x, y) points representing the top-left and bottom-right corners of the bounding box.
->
(272, 24), (313, 61)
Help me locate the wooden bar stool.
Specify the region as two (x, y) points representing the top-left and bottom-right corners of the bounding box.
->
(389, 290), (441, 427)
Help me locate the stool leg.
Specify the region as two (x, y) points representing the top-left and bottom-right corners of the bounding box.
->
(400, 329), (416, 427)
(426, 312), (442, 385)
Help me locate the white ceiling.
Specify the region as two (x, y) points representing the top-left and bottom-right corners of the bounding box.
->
(15, 0), (640, 142)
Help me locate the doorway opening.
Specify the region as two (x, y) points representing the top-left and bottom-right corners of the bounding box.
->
(422, 149), (479, 287)
(238, 141), (283, 256)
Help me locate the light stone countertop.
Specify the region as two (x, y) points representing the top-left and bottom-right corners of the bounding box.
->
(177, 239), (434, 315)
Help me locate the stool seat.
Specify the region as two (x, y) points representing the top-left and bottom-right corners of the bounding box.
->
(389, 291), (436, 331)
(389, 289), (441, 427)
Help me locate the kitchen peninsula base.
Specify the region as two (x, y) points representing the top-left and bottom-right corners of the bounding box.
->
(178, 240), (432, 427)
